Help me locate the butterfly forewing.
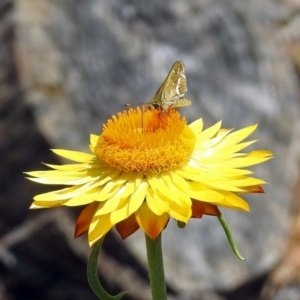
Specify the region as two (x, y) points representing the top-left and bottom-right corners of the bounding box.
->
(147, 60), (191, 111)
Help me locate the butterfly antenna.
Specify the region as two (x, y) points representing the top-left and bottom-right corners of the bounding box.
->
(125, 102), (145, 107)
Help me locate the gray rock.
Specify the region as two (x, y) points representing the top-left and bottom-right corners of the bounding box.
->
(14, 0), (300, 293)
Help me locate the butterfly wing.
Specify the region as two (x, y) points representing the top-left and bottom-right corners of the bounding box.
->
(147, 60), (191, 111)
(161, 60), (187, 102)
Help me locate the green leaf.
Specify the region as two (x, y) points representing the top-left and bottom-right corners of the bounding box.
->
(87, 237), (128, 300)
(218, 214), (246, 261)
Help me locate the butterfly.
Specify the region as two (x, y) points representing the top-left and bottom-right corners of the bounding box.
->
(146, 60), (191, 112)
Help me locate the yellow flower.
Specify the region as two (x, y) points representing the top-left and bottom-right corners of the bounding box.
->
(26, 107), (273, 245)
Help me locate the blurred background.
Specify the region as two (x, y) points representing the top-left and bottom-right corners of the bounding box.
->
(1, 0), (300, 299)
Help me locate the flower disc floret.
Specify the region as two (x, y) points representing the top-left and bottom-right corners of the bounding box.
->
(95, 108), (196, 173)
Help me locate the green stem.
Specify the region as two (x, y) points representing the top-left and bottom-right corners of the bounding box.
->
(87, 237), (127, 300)
(145, 233), (167, 300)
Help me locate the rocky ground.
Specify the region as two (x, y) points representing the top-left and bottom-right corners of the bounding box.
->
(1, 0), (300, 299)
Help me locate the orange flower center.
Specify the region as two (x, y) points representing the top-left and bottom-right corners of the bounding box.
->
(95, 107), (196, 173)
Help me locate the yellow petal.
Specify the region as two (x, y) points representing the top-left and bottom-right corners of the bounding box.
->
(220, 125), (258, 146)
(149, 175), (191, 208)
(128, 180), (148, 215)
(196, 121), (222, 144)
(223, 193), (250, 211)
(110, 200), (131, 224)
(26, 174), (95, 185)
(88, 214), (112, 245)
(177, 168), (245, 192)
(43, 163), (98, 171)
(52, 149), (95, 162)
(90, 134), (98, 148)
(94, 177), (144, 216)
(136, 202), (169, 240)
(146, 188), (169, 216)
(30, 201), (63, 208)
(210, 141), (257, 155)
(166, 172), (190, 191)
(92, 179), (127, 201)
(188, 181), (225, 201)
(64, 190), (102, 206)
(196, 129), (231, 150)
(95, 196), (124, 216)
(168, 200), (191, 223)
(189, 118), (203, 135)
(33, 186), (81, 201)
(228, 177), (266, 187)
